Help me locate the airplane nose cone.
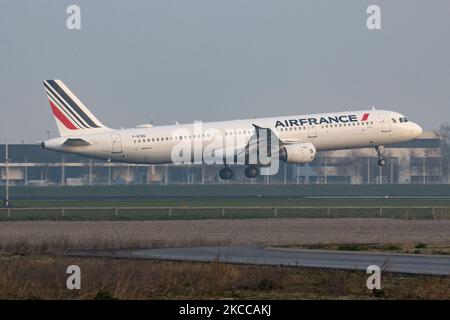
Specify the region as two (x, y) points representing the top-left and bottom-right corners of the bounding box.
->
(412, 123), (422, 138)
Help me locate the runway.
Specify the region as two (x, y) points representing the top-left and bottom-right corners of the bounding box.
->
(12, 195), (450, 201)
(66, 246), (450, 276)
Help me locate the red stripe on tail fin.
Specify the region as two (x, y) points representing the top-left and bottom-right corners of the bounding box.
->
(49, 100), (78, 130)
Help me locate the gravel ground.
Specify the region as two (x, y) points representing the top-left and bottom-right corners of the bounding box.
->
(0, 218), (449, 250)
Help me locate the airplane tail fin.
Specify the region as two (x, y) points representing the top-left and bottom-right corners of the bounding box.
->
(43, 79), (110, 137)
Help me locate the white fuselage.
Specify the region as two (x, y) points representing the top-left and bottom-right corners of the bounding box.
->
(43, 109), (422, 164)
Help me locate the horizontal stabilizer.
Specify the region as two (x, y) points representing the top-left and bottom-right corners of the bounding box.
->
(63, 138), (91, 146)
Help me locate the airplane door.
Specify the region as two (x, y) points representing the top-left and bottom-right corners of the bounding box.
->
(308, 125), (317, 138)
(111, 134), (123, 153)
(379, 113), (391, 132)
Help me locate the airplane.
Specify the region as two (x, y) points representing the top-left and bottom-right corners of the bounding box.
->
(41, 79), (423, 179)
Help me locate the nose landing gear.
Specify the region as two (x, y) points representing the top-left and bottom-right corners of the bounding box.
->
(378, 158), (387, 166)
(376, 146), (387, 166)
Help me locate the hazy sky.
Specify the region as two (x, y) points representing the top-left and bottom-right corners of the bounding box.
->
(1, 0), (449, 142)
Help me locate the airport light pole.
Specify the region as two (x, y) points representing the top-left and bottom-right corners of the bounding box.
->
(61, 156), (65, 186)
(108, 160), (111, 186)
(24, 157), (28, 186)
(422, 157), (426, 184)
(378, 163), (382, 184)
(89, 159), (93, 185)
(4, 142), (9, 208)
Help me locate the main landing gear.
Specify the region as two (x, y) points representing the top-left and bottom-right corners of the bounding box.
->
(219, 165), (261, 180)
(376, 146), (387, 166)
(219, 166), (233, 180)
(244, 165), (260, 179)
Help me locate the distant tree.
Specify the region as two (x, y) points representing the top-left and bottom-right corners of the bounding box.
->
(438, 124), (450, 182)
(438, 124), (450, 157)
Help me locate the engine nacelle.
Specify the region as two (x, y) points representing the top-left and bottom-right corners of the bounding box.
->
(279, 143), (316, 164)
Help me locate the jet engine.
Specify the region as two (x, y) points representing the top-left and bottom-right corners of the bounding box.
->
(279, 142), (316, 163)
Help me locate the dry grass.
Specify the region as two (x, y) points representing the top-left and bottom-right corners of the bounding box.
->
(0, 254), (449, 300)
(283, 243), (450, 255)
(1, 218), (449, 299)
(0, 254), (286, 300)
(1, 219), (450, 253)
(0, 235), (229, 255)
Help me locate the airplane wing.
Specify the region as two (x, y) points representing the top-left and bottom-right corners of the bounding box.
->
(236, 124), (311, 158)
(235, 124), (282, 158)
(214, 124), (309, 160)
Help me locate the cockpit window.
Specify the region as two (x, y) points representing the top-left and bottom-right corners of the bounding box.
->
(403, 117), (408, 123)
(399, 118), (403, 123)
(392, 118), (397, 123)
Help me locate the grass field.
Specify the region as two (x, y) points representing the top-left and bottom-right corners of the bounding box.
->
(1, 185), (449, 300)
(4, 184), (450, 198)
(2, 184), (450, 221)
(1, 205), (450, 221)
(0, 254), (448, 299)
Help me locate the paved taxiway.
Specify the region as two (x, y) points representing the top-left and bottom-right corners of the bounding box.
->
(67, 246), (450, 276)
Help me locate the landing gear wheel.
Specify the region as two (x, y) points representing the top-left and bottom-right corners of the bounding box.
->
(219, 166), (233, 180)
(378, 158), (387, 166)
(375, 146), (387, 166)
(244, 165), (260, 178)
